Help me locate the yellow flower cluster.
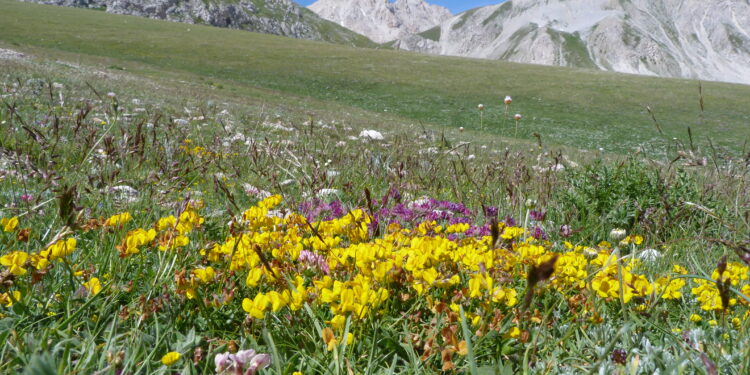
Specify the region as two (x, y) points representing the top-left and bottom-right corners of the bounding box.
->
(150, 195), (749, 337)
(3, 193), (749, 345)
(117, 203), (204, 257)
(105, 212), (132, 227)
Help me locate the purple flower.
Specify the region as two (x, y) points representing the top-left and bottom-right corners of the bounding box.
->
(389, 188), (402, 202)
(530, 226), (548, 240)
(484, 206), (498, 218)
(298, 250), (330, 275)
(504, 216), (517, 227)
(529, 210), (546, 222)
(20, 194), (33, 203)
(560, 225), (572, 238)
(215, 349), (271, 375)
(299, 199), (346, 221)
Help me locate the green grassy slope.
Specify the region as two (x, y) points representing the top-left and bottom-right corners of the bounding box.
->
(1, 0), (748, 153)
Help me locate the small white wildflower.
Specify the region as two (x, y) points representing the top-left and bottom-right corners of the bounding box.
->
(638, 248), (662, 262)
(504, 96), (512, 105)
(359, 130), (384, 141)
(317, 189), (340, 197)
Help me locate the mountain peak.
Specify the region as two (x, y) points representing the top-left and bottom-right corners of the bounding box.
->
(396, 0), (750, 84)
(308, 0), (452, 43)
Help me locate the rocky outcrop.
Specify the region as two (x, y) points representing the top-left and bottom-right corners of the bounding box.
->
(308, 0), (452, 43)
(23, 0), (374, 46)
(397, 0), (750, 85)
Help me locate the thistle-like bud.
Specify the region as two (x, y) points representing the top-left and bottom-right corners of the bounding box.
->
(504, 96), (512, 105)
(609, 228), (627, 242)
(525, 199), (537, 210)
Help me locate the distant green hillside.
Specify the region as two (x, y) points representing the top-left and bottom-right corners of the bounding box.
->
(1, 0), (748, 154)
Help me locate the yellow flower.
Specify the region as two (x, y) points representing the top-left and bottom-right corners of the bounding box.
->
(655, 277), (685, 299)
(0, 251), (29, 276)
(0, 291), (21, 307)
(708, 319), (718, 326)
(505, 326), (522, 339)
(161, 352), (180, 366)
(711, 262), (749, 286)
(246, 267), (263, 287)
(119, 229), (156, 256)
(1, 217), (19, 232)
(242, 293), (270, 319)
(692, 279), (735, 311)
(83, 277), (102, 296)
(620, 235), (643, 246)
(193, 267), (215, 283)
(293, 372), (303, 375)
(39, 238), (77, 262)
(591, 273), (619, 299)
(156, 216), (177, 231)
(322, 327), (336, 351)
(689, 314), (702, 322)
(501, 226), (524, 240)
(105, 212), (132, 227)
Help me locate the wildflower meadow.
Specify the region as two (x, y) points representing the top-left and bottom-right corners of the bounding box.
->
(1, 43), (750, 375)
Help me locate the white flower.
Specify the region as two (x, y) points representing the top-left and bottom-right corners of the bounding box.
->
(514, 114), (522, 121)
(359, 130), (384, 141)
(107, 92), (116, 98)
(504, 96), (512, 105)
(242, 184), (272, 199)
(317, 189), (340, 197)
(638, 248), (662, 262)
(477, 104), (484, 111)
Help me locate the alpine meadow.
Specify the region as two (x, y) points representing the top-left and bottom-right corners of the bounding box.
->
(1, 0), (750, 374)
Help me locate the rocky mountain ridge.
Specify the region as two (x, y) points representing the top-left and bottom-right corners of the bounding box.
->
(394, 0), (750, 84)
(22, 0), (375, 46)
(308, 0), (452, 43)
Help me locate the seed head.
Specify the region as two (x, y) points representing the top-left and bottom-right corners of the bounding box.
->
(611, 348), (627, 365)
(609, 228), (627, 241)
